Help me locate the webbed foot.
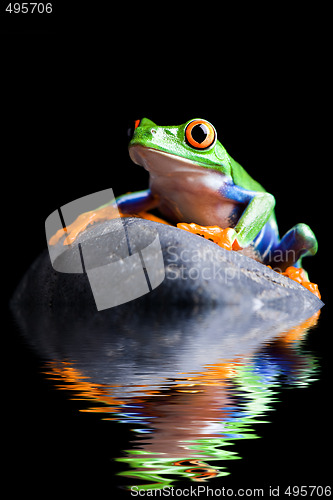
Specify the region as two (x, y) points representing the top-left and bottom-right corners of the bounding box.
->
(281, 266), (321, 299)
(177, 222), (242, 251)
(49, 207), (171, 247)
(49, 205), (124, 246)
(268, 223), (318, 270)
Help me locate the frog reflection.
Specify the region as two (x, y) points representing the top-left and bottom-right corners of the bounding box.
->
(44, 314), (319, 488)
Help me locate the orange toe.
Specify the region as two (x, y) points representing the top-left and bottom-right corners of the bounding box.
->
(281, 266), (321, 299)
(177, 223), (242, 252)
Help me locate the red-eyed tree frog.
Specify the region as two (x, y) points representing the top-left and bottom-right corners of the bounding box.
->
(50, 118), (319, 294)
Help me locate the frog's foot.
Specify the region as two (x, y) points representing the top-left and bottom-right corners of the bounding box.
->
(177, 222), (242, 251)
(49, 205), (124, 246)
(281, 266), (321, 299)
(268, 223), (318, 270)
(49, 207), (172, 247)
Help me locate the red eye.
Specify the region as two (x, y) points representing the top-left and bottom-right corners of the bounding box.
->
(134, 119), (140, 130)
(185, 119), (216, 149)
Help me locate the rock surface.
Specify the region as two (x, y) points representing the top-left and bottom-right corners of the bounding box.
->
(11, 217), (324, 388)
(13, 217), (323, 317)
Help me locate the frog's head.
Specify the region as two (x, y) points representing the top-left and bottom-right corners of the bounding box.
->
(128, 118), (232, 177)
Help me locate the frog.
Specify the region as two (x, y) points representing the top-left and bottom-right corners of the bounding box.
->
(50, 118), (319, 294)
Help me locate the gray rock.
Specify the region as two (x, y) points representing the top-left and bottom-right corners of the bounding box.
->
(13, 217), (323, 315)
(11, 217), (324, 386)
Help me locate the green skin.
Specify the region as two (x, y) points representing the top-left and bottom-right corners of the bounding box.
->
(131, 119), (275, 244)
(122, 118), (317, 271)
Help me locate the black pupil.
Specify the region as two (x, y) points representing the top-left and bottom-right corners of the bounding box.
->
(191, 123), (209, 143)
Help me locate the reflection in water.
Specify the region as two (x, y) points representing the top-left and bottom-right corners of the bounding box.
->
(40, 312), (320, 490)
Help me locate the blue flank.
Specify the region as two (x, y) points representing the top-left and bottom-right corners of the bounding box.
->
(115, 189), (156, 213)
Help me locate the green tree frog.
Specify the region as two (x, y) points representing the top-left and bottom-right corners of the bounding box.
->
(50, 118), (319, 294)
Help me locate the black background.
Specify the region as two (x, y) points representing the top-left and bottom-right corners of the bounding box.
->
(3, 6), (332, 497)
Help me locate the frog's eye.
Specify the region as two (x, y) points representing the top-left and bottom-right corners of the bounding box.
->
(185, 119), (216, 150)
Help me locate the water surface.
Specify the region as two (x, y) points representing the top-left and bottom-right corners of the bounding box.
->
(14, 301), (323, 491)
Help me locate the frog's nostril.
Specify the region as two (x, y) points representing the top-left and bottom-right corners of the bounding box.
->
(151, 129), (157, 135)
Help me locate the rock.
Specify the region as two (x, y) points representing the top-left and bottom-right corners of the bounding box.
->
(13, 217), (323, 316)
(11, 217), (324, 384)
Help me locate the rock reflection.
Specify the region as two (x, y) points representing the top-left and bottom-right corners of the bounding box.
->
(16, 300), (320, 490)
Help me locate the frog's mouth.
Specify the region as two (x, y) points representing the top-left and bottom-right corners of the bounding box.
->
(129, 144), (215, 175)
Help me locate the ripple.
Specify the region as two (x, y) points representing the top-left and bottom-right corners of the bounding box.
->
(40, 312), (320, 489)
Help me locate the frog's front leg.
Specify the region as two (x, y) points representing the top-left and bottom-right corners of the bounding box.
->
(49, 189), (159, 246)
(178, 186), (275, 251)
(233, 192), (276, 247)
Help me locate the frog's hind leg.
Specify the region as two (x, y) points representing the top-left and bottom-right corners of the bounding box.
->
(267, 223), (318, 272)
